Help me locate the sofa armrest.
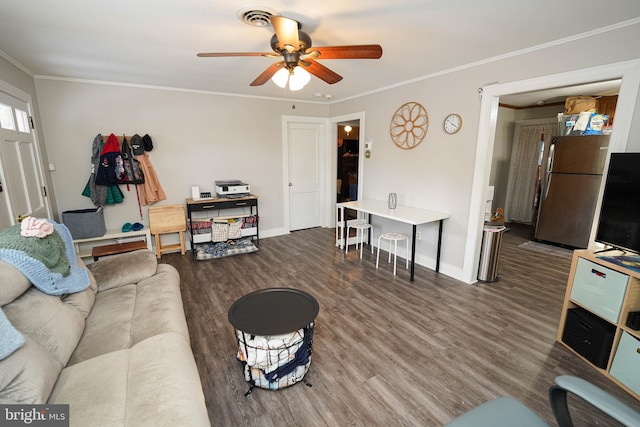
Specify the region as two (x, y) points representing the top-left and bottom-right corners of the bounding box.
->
(87, 250), (158, 292)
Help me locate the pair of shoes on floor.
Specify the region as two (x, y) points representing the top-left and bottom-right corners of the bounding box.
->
(122, 222), (143, 232)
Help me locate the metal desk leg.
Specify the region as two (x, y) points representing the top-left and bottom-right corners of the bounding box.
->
(342, 207), (347, 250)
(367, 213), (372, 251)
(410, 224), (417, 281)
(436, 219), (443, 272)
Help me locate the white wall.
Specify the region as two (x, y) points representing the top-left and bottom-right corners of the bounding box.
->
(34, 80), (329, 239)
(490, 106), (516, 211)
(329, 21), (640, 281)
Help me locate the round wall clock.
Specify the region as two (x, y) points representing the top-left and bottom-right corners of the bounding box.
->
(443, 113), (462, 134)
(389, 101), (428, 149)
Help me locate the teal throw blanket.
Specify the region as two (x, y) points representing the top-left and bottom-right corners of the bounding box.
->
(0, 220), (89, 295)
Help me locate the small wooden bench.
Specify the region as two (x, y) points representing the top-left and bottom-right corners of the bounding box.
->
(92, 240), (148, 261)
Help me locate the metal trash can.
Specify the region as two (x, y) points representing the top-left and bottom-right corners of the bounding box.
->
(477, 223), (506, 282)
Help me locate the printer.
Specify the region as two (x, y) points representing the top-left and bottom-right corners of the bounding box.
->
(215, 180), (250, 197)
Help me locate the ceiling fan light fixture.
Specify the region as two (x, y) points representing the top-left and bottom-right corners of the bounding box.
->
(271, 68), (289, 88)
(288, 66), (311, 91)
(271, 66), (310, 91)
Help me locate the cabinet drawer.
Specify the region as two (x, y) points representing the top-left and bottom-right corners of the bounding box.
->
(570, 257), (628, 323)
(610, 332), (640, 395)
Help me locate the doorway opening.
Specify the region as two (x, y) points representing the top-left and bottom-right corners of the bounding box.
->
(463, 60), (640, 284)
(493, 80), (620, 247)
(336, 120), (360, 203)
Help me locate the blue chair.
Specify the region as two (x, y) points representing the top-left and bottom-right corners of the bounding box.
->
(444, 376), (640, 427)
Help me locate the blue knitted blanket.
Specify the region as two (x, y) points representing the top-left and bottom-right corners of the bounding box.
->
(0, 221), (89, 295)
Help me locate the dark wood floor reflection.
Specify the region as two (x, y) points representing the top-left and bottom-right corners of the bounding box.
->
(162, 224), (639, 426)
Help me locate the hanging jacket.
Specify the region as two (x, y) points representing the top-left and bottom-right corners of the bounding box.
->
(95, 133), (121, 186)
(82, 134), (108, 206)
(135, 152), (166, 205)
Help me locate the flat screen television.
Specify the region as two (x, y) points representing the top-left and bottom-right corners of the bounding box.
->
(595, 152), (640, 254)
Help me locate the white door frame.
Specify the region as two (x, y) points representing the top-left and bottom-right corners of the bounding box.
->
(282, 115), (330, 231)
(282, 112), (366, 232)
(0, 78), (52, 224)
(463, 59), (640, 284)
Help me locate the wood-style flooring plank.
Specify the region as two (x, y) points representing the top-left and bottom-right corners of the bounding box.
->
(161, 224), (640, 426)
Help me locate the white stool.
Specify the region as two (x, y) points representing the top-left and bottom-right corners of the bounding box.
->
(376, 232), (409, 275)
(346, 219), (372, 259)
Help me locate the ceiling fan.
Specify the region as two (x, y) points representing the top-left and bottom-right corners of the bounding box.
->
(197, 15), (383, 88)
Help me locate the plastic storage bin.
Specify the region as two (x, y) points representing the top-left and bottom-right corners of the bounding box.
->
(570, 258), (628, 323)
(62, 208), (106, 239)
(562, 306), (615, 369)
(610, 332), (640, 395)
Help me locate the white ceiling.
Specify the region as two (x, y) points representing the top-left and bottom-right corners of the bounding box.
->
(1, 1), (639, 103)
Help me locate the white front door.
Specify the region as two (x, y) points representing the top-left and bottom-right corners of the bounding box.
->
(0, 88), (50, 228)
(287, 121), (325, 231)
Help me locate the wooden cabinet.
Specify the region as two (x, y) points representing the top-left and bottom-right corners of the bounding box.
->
(557, 250), (640, 400)
(598, 95), (618, 125)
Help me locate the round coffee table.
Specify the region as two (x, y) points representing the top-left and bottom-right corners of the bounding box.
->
(228, 288), (319, 394)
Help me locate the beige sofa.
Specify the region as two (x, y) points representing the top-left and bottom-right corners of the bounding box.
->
(0, 249), (210, 427)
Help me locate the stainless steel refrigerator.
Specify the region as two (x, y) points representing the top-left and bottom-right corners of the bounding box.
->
(534, 135), (609, 248)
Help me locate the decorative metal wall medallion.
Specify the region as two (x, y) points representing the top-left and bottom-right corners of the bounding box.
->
(390, 102), (428, 149)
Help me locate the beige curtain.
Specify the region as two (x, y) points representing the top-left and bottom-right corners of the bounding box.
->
(506, 123), (557, 224)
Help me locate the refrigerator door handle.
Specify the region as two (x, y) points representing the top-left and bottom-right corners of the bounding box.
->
(543, 173), (552, 200)
(547, 143), (556, 175)
(543, 144), (555, 200)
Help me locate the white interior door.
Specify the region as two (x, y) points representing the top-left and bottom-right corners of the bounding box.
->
(0, 89), (50, 227)
(288, 121), (324, 231)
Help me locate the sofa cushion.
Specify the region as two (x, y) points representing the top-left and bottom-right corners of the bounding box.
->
(4, 287), (85, 367)
(0, 260), (31, 306)
(0, 336), (62, 403)
(49, 333), (209, 427)
(61, 258), (98, 319)
(0, 257), (93, 404)
(87, 250), (158, 292)
(68, 263), (189, 365)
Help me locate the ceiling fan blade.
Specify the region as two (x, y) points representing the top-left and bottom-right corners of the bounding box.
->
(197, 52), (271, 57)
(250, 62), (284, 86)
(308, 45), (383, 59)
(269, 16), (300, 52)
(303, 60), (343, 84)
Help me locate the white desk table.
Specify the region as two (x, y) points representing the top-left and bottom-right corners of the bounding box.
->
(339, 199), (449, 281)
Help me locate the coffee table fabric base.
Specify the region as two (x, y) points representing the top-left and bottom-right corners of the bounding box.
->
(236, 323), (314, 393)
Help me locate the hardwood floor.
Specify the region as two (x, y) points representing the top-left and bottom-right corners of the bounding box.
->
(161, 225), (639, 426)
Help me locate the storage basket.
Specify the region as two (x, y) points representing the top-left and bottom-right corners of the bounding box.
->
(62, 208), (106, 239)
(235, 323), (314, 390)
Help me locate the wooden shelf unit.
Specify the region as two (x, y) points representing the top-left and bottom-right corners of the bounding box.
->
(557, 249), (640, 401)
(186, 195), (259, 254)
(73, 228), (152, 260)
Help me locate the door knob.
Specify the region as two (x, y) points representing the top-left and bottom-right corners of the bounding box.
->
(16, 214), (28, 222)
(289, 182), (293, 187)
